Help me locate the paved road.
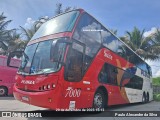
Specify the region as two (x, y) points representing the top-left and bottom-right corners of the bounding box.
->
(0, 96), (160, 120)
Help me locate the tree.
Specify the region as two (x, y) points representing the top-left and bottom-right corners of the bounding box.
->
(55, 3), (63, 15)
(55, 3), (76, 15)
(34, 16), (49, 29)
(0, 12), (14, 50)
(121, 27), (160, 60)
(20, 16), (49, 41)
(0, 12), (23, 55)
(0, 29), (28, 55)
(152, 77), (160, 86)
(7, 30), (27, 52)
(0, 12), (28, 55)
(20, 25), (37, 41)
(153, 28), (160, 44)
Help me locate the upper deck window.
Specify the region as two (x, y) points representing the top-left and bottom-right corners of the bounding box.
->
(31, 11), (79, 40)
(73, 13), (102, 57)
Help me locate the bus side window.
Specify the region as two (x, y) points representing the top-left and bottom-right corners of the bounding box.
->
(99, 65), (108, 83)
(98, 63), (117, 85)
(122, 74), (143, 90)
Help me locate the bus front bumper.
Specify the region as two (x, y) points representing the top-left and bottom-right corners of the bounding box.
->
(13, 85), (59, 109)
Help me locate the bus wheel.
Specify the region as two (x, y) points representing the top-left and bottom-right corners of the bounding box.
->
(0, 87), (7, 96)
(93, 89), (105, 109)
(142, 93), (146, 103)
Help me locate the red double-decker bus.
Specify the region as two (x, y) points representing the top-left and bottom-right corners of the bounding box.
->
(8, 9), (153, 110)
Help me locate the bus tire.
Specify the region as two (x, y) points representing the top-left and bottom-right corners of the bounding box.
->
(142, 93), (146, 103)
(0, 86), (8, 96)
(93, 89), (105, 110)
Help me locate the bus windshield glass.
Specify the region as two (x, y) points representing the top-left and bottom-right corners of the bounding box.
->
(31, 11), (79, 40)
(19, 39), (66, 74)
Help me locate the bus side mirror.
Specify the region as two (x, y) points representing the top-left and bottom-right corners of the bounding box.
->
(7, 51), (23, 68)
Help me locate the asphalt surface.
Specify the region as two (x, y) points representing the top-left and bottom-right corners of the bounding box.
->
(0, 96), (160, 120)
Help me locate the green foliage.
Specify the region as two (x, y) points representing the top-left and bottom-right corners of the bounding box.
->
(0, 12), (28, 56)
(0, 12), (13, 44)
(55, 3), (63, 15)
(55, 3), (76, 15)
(153, 94), (160, 101)
(121, 27), (160, 60)
(152, 77), (160, 86)
(153, 94), (157, 99)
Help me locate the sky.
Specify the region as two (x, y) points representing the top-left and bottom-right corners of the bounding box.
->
(0, 0), (160, 77)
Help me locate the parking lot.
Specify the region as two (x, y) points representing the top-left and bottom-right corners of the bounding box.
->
(0, 96), (160, 120)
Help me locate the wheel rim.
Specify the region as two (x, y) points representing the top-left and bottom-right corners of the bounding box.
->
(0, 88), (5, 95)
(94, 93), (103, 108)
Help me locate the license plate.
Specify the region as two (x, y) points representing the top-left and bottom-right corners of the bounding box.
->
(22, 96), (29, 101)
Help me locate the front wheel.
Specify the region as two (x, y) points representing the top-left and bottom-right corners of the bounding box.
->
(0, 86), (8, 96)
(93, 89), (105, 109)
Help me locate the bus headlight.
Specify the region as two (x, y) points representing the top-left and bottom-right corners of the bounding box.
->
(39, 83), (55, 91)
(47, 84), (51, 89)
(43, 85), (47, 90)
(52, 84), (56, 88)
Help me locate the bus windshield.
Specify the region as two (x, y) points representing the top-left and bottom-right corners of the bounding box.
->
(19, 39), (66, 74)
(31, 11), (79, 40)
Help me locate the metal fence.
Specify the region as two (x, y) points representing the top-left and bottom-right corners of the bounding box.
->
(153, 86), (160, 94)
